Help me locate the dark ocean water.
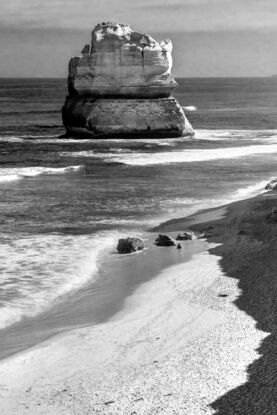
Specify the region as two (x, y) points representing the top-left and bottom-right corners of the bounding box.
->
(1, 77), (277, 337)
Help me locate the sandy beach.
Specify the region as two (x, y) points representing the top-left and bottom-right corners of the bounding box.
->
(1, 191), (276, 414)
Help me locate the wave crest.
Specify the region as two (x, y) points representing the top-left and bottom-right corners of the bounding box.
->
(86, 144), (277, 166)
(0, 166), (83, 183)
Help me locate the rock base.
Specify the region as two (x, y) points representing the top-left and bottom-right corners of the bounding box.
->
(117, 237), (144, 254)
(62, 97), (194, 138)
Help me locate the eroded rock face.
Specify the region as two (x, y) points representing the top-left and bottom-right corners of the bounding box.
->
(62, 22), (193, 138)
(63, 97), (193, 138)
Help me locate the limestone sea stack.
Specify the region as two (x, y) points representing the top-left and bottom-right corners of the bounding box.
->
(62, 22), (194, 138)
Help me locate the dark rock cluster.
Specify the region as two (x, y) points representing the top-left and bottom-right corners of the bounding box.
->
(265, 179), (277, 191)
(117, 230), (198, 254)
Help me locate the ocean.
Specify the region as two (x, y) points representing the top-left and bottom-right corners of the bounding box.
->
(1, 77), (277, 358)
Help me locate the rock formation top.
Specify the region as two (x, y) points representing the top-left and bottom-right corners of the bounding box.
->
(68, 22), (177, 98)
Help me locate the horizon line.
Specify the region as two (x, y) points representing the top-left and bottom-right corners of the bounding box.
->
(0, 76), (274, 79)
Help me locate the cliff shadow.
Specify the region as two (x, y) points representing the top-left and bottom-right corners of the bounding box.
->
(206, 197), (277, 414)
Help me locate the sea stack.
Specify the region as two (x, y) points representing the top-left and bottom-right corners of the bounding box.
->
(62, 22), (193, 138)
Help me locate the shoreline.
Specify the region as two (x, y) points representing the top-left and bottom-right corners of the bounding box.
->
(0, 232), (205, 362)
(152, 192), (272, 233)
(0, 183), (267, 362)
(0, 243), (231, 414)
(1, 189), (276, 413)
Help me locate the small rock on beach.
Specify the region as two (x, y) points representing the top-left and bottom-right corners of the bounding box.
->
(117, 237), (144, 254)
(155, 234), (176, 246)
(176, 232), (194, 241)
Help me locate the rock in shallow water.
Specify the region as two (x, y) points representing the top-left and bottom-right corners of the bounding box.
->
(197, 231), (214, 239)
(155, 234), (176, 246)
(117, 237), (144, 254)
(176, 232), (194, 241)
(62, 21), (193, 138)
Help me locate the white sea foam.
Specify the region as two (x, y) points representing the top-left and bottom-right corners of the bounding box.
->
(231, 179), (269, 199)
(223, 179), (270, 204)
(0, 231), (124, 329)
(61, 150), (95, 157)
(164, 197), (200, 207)
(29, 138), (92, 143)
(150, 177), (272, 228)
(0, 166), (83, 183)
(83, 143), (277, 166)
(158, 178), (272, 228)
(0, 136), (24, 142)
(0, 134), (62, 142)
(194, 129), (277, 142)
(183, 106), (197, 111)
(0, 135), (92, 143)
(0, 174), (19, 183)
(211, 178), (271, 208)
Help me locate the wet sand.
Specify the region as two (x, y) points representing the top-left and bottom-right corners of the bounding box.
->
(1, 192), (276, 414)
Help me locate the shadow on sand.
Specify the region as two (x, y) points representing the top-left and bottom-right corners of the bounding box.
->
(205, 197), (277, 414)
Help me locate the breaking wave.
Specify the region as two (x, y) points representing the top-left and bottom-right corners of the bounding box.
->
(183, 106), (197, 111)
(231, 179), (269, 199)
(69, 143), (277, 166)
(194, 129), (277, 142)
(158, 178), (272, 228)
(0, 232), (122, 329)
(0, 166), (83, 183)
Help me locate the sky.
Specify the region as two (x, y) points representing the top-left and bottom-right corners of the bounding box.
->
(1, 0), (277, 77)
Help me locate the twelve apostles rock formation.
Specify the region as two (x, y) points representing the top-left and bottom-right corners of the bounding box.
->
(62, 22), (193, 138)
